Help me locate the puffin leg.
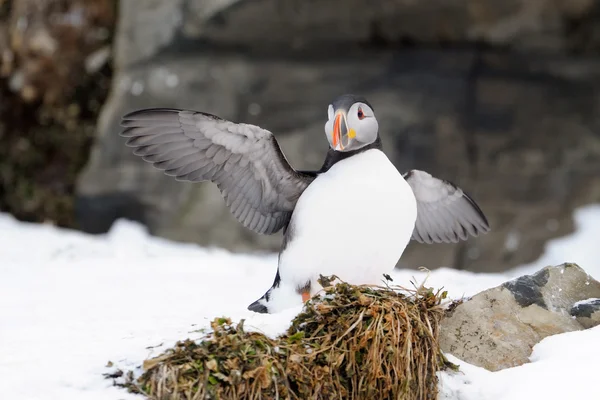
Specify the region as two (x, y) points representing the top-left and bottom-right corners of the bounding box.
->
(298, 281), (312, 303)
(301, 291), (311, 302)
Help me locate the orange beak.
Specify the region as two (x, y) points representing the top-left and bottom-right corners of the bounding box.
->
(332, 111), (347, 151)
(332, 113), (341, 149)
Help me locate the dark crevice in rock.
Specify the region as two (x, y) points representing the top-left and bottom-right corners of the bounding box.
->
(75, 193), (148, 235)
(365, 20), (388, 48)
(462, 48), (483, 170)
(563, 2), (600, 55)
(139, 38), (564, 66)
(453, 244), (467, 271)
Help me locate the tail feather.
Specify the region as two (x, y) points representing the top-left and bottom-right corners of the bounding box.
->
(247, 269), (280, 314)
(247, 298), (269, 313)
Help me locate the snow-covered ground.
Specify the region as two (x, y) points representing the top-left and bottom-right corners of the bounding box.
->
(1, 205), (599, 400)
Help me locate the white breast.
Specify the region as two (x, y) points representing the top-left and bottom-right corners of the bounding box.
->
(277, 149), (417, 303)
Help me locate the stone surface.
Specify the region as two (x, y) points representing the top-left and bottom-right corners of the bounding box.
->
(571, 298), (600, 329)
(114, 0), (184, 69)
(439, 263), (600, 372)
(114, 0), (600, 69)
(76, 0), (600, 272)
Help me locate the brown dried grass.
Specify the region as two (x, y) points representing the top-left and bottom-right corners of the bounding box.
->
(123, 276), (452, 400)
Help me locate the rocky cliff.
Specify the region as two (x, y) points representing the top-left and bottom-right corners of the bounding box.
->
(74, 0), (600, 272)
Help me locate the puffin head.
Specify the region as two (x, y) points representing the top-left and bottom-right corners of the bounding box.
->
(324, 94), (379, 152)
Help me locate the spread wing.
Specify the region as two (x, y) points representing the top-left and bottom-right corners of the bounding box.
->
(403, 170), (490, 244)
(120, 108), (316, 235)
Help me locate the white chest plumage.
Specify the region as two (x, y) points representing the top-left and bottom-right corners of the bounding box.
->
(269, 149), (417, 311)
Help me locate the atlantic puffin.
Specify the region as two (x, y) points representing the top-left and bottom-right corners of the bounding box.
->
(120, 94), (490, 313)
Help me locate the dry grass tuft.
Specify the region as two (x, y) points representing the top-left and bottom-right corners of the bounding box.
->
(124, 276), (452, 400)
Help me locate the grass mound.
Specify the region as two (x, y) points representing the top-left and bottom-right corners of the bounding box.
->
(125, 277), (450, 400)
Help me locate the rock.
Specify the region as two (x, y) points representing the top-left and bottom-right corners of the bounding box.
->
(439, 263), (600, 372)
(571, 298), (600, 329)
(114, 0), (184, 69)
(114, 0), (600, 69)
(76, 0), (600, 272)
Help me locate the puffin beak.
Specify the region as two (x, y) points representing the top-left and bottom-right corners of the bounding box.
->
(332, 110), (348, 151)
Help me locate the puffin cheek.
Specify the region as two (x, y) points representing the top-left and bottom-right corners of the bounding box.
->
(347, 128), (357, 147)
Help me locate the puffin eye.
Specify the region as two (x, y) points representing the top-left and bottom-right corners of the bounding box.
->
(357, 108), (365, 120)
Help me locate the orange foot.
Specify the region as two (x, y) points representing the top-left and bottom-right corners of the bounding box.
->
(301, 291), (311, 303)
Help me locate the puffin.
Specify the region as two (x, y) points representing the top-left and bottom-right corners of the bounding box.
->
(120, 94), (490, 314)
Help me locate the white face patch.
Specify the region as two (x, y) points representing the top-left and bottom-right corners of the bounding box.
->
(346, 102), (378, 147)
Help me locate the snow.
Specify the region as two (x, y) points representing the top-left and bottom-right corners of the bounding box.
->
(573, 298), (600, 308)
(1, 204), (600, 399)
(439, 327), (600, 400)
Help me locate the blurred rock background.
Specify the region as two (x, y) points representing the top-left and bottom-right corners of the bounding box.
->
(0, 0), (114, 226)
(1, 0), (599, 272)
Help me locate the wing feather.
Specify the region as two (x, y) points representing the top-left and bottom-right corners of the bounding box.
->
(121, 108), (315, 234)
(404, 170), (490, 244)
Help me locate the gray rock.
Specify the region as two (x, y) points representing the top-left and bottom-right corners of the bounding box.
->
(439, 263), (600, 372)
(76, 0), (600, 272)
(114, 0), (600, 69)
(114, 0), (184, 68)
(571, 298), (600, 329)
